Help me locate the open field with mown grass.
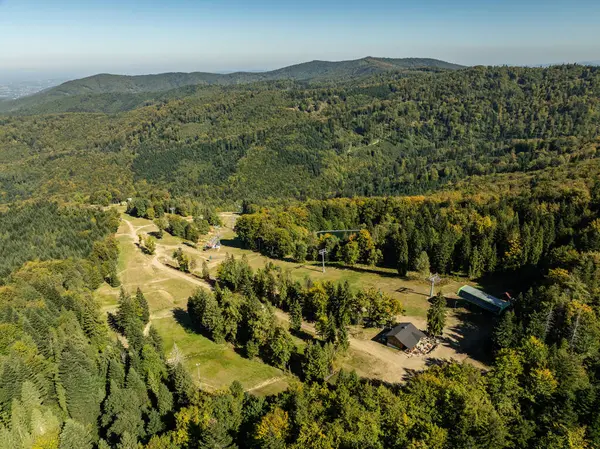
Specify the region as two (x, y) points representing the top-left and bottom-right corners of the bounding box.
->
(97, 209), (490, 390)
(152, 313), (288, 394)
(95, 210), (293, 395)
(215, 213), (466, 318)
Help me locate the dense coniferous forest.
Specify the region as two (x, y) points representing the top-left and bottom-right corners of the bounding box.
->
(2, 62), (600, 448)
(0, 259), (192, 449)
(235, 180), (600, 280)
(0, 203), (120, 282)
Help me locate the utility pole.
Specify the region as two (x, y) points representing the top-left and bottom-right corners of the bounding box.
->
(428, 274), (441, 298)
(195, 363), (201, 382)
(319, 249), (328, 273)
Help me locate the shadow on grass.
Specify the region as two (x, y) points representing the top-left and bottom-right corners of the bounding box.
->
(396, 286), (429, 297)
(220, 237), (245, 250)
(160, 262), (211, 285)
(362, 376), (400, 390)
(424, 357), (451, 368)
(288, 351), (305, 379)
(172, 307), (197, 334)
(204, 278), (217, 288)
(302, 264), (326, 273)
(232, 344), (249, 359)
(290, 328), (313, 342)
(327, 263), (400, 279)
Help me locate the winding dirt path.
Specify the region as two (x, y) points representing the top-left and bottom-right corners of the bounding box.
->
(118, 212), (483, 386)
(245, 377), (286, 393)
(120, 216), (211, 290)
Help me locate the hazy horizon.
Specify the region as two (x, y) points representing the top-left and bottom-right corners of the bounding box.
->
(2, 56), (599, 85)
(1, 0), (599, 79)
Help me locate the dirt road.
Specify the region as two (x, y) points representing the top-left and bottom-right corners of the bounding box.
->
(121, 216), (210, 290)
(273, 309), (482, 383)
(118, 212), (485, 385)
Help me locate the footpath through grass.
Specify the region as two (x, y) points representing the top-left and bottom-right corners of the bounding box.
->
(95, 211), (291, 395)
(96, 209), (481, 392)
(152, 313), (286, 393)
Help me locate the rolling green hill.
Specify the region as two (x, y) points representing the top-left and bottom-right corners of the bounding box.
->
(259, 56), (463, 80)
(0, 64), (598, 206)
(0, 57), (462, 114)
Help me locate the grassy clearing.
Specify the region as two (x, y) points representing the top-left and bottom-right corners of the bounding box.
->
(337, 348), (382, 379)
(152, 213), (462, 319)
(97, 210), (482, 392)
(153, 314), (288, 394)
(214, 219), (467, 318)
(249, 379), (291, 396)
(96, 213), (292, 394)
(219, 243), (463, 318)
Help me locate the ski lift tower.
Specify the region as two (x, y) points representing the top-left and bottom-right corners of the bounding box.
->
(319, 248), (328, 273)
(428, 273), (441, 298)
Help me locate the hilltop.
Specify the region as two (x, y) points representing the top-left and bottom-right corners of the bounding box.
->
(0, 57), (462, 114)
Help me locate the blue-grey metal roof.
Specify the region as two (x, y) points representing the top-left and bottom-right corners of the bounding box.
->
(457, 285), (510, 314)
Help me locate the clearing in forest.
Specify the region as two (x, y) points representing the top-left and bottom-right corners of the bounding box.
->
(95, 208), (289, 395)
(97, 209), (490, 388)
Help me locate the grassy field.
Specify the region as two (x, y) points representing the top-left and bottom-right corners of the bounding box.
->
(152, 314), (286, 393)
(215, 217), (465, 318)
(95, 211), (292, 395)
(96, 209), (488, 391)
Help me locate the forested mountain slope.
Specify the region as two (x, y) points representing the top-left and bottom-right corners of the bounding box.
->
(0, 204), (192, 449)
(0, 57), (461, 114)
(0, 202), (120, 281)
(2, 63), (600, 448)
(0, 65), (598, 205)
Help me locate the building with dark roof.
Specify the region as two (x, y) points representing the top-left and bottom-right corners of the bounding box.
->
(457, 285), (510, 315)
(384, 323), (426, 350)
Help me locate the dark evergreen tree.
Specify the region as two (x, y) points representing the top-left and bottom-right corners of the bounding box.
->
(396, 229), (409, 276)
(135, 288), (150, 325)
(494, 310), (519, 351)
(426, 293), (447, 339)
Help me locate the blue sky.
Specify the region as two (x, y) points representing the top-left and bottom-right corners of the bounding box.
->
(1, 0), (599, 77)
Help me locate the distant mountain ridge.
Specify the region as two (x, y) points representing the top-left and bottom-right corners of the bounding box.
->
(45, 57), (464, 94)
(0, 57), (463, 113)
